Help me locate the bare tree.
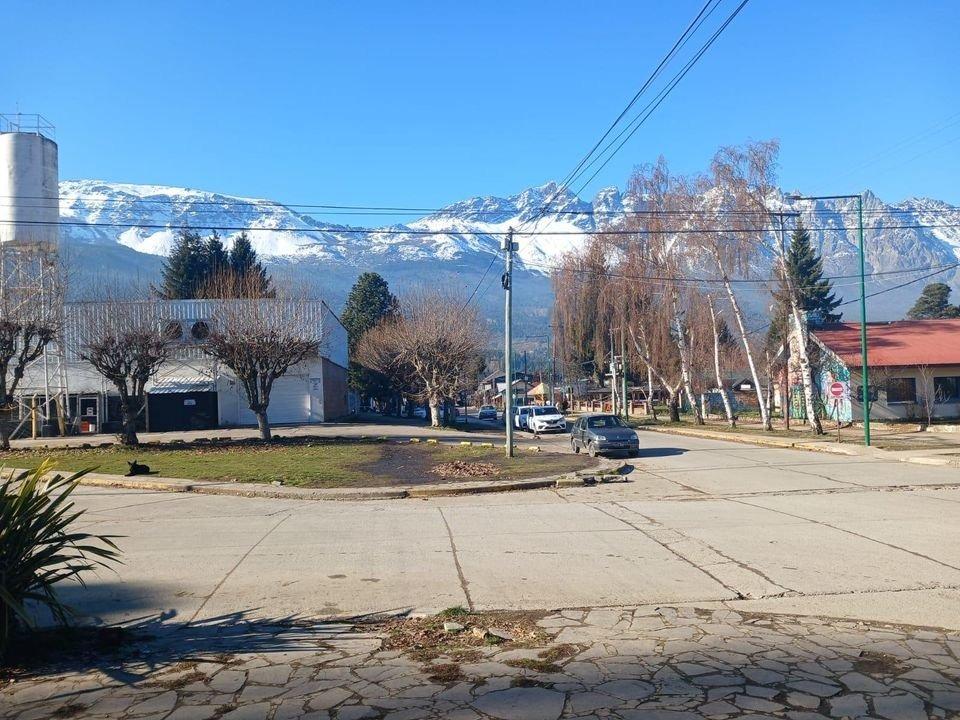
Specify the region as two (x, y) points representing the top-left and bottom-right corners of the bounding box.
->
(356, 290), (485, 427)
(702, 144), (779, 430)
(203, 276), (325, 440)
(706, 294), (737, 426)
(916, 364), (936, 428)
(78, 300), (175, 446)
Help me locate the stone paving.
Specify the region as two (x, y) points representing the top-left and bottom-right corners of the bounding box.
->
(3, 606), (960, 720)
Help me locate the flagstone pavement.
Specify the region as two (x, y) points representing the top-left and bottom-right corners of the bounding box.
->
(3, 605), (960, 720)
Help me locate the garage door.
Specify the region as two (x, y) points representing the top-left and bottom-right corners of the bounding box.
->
(238, 374), (310, 425)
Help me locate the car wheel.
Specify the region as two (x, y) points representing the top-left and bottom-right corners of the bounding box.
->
(571, 437), (580, 454)
(588, 442), (599, 458)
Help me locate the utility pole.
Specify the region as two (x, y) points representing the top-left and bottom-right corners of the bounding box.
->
(609, 327), (618, 415)
(502, 229), (516, 458)
(785, 193), (871, 446)
(857, 195), (871, 446)
(620, 327), (628, 420)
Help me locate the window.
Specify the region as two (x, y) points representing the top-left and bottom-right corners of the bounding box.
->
(885, 377), (917, 404)
(587, 415), (626, 429)
(934, 376), (960, 402)
(533, 407), (559, 416)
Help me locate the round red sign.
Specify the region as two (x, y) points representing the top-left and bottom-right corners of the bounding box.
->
(828, 381), (845, 399)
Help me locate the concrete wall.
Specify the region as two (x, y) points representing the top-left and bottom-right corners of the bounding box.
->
(845, 365), (960, 422)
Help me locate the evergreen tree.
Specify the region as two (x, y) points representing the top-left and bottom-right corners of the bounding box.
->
(785, 220), (841, 325)
(159, 229), (206, 299)
(204, 230), (230, 279)
(229, 232), (272, 296)
(340, 273), (398, 400)
(907, 282), (960, 319)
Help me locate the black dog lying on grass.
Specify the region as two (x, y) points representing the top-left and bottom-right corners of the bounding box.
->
(125, 460), (158, 477)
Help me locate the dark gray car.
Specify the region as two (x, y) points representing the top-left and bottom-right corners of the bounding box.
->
(570, 414), (639, 457)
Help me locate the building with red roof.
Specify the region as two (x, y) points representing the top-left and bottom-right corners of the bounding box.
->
(810, 319), (960, 422)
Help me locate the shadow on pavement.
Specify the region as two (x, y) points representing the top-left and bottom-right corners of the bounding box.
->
(635, 446), (687, 458)
(4, 605), (959, 718)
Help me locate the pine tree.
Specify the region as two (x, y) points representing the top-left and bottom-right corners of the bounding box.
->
(907, 282), (960, 319)
(204, 230), (230, 279)
(785, 220), (841, 325)
(340, 273), (398, 400)
(159, 229), (206, 299)
(229, 232), (272, 297)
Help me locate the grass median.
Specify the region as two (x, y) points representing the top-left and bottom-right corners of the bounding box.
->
(1, 439), (598, 489)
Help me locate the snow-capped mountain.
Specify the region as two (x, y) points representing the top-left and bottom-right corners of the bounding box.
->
(57, 179), (960, 322)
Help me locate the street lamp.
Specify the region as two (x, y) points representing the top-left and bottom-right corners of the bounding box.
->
(783, 193), (870, 446)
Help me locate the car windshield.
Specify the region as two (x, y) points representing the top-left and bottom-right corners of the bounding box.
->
(481, 406), (494, 410)
(587, 415), (626, 429)
(533, 407), (560, 416)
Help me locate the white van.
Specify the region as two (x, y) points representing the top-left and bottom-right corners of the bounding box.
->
(513, 405), (534, 430)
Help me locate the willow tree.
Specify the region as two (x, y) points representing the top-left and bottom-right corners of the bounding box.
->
(551, 240), (610, 384)
(624, 158), (703, 424)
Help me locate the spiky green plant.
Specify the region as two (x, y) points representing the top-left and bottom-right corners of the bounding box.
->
(0, 461), (121, 661)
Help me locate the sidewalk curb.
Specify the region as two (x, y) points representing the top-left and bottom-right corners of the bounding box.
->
(5, 458), (624, 502)
(638, 425), (861, 456)
(899, 455), (959, 467)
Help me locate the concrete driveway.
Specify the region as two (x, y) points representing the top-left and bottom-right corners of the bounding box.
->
(63, 432), (960, 630)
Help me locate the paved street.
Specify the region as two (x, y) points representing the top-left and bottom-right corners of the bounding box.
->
(5, 431), (960, 719)
(55, 432), (960, 631)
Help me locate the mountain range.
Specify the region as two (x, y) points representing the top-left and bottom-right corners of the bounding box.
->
(59, 180), (960, 334)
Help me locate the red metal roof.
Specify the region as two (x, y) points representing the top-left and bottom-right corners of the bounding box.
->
(813, 319), (960, 368)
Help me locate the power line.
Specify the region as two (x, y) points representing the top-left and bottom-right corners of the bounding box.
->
(531, 0), (722, 226)
(459, 250), (501, 311)
(743, 263), (960, 338)
(571, 0), (750, 196)
(6, 200), (959, 219)
(9, 218), (960, 236)
(524, 259), (960, 285)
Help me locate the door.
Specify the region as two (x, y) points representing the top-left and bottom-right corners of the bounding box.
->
(146, 392), (218, 432)
(238, 374), (310, 425)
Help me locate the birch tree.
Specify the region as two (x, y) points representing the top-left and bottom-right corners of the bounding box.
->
(707, 294), (736, 426)
(704, 146), (775, 430)
(737, 141), (824, 433)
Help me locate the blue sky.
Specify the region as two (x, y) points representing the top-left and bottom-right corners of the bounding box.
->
(3, 1), (959, 212)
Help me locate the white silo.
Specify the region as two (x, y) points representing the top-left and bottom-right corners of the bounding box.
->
(0, 114), (59, 248)
(0, 114), (68, 438)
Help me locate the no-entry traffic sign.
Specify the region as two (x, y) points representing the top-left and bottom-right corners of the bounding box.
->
(828, 381), (847, 399)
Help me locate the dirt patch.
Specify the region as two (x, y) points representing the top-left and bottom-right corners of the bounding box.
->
(357, 443), (597, 486)
(427, 662), (465, 683)
(430, 460), (501, 478)
(374, 607), (552, 663)
(854, 650), (905, 675)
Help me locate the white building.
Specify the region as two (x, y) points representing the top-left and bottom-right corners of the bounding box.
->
(16, 299), (351, 435)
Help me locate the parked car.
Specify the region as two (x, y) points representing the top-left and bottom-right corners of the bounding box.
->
(513, 405), (534, 430)
(570, 414), (639, 457)
(527, 405), (567, 434)
(413, 406), (429, 419)
(478, 405), (498, 420)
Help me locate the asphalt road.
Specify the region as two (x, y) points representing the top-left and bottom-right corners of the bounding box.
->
(64, 432), (960, 631)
